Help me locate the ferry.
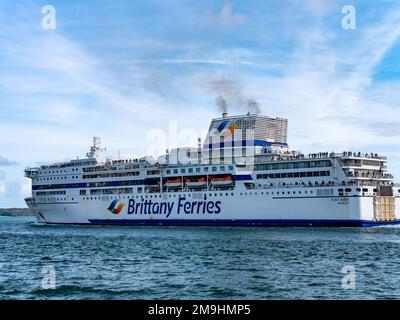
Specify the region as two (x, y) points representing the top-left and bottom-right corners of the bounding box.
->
(24, 111), (400, 227)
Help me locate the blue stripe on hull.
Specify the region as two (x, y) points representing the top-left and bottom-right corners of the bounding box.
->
(87, 219), (400, 227)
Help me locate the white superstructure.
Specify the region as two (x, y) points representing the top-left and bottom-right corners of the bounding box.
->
(24, 113), (400, 227)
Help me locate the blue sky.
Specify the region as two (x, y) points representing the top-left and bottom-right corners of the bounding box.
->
(1, 0), (400, 207)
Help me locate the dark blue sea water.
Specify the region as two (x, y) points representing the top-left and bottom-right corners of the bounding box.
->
(1, 216), (400, 300)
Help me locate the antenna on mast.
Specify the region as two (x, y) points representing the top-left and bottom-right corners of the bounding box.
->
(86, 137), (105, 159)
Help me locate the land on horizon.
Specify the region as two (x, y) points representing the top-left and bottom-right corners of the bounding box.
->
(0, 208), (32, 216)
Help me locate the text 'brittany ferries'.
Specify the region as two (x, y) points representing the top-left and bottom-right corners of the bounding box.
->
(128, 196), (222, 218)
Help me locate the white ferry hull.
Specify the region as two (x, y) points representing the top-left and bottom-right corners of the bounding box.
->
(26, 190), (400, 227)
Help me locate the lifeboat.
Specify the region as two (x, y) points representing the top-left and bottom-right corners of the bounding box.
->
(210, 176), (234, 187)
(185, 177), (207, 188)
(164, 178), (182, 188)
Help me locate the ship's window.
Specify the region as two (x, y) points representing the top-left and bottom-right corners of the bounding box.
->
(220, 166), (225, 171)
(228, 166), (233, 170)
(204, 167), (209, 172)
(196, 168), (201, 173)
(173, 169), (178, 174)
(345, 188), (352, 192)
(189, 168), (193, 173)
(166, 169), (170, 174)
(356, 188), (361, 192)
(212, 167), (217, 172)
(181, 169), (185, 173)
(362, 188), (368, 192)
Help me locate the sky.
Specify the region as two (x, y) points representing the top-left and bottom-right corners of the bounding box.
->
(1, 0), (400, 207)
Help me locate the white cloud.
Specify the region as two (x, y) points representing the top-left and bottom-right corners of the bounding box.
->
(20, 179), (31, 199)
(0, 182), (6, 195)
(0, 155), (16, 166)
(204, 2), (246, 26)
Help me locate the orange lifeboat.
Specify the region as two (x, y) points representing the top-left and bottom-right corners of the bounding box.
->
(165, 178), (182, 188)
(185, 177), (207, 188)
(210, 176), (234, 187)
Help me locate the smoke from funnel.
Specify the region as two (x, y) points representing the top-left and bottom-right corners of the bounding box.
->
(247, 99), (260, 114)
(215, 96), (228, 113)
(203, 74), (261, 114)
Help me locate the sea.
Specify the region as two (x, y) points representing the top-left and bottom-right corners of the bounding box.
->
(1, 216), (400, 300)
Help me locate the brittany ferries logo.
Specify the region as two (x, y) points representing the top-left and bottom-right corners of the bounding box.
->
(107, 199), (125, 215)
(217, 120), (240, 137)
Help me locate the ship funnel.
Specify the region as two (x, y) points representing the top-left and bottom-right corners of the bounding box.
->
(222, 112), (228, 118)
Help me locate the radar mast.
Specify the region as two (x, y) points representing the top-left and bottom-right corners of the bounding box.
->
(86, 137), (105, 159)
